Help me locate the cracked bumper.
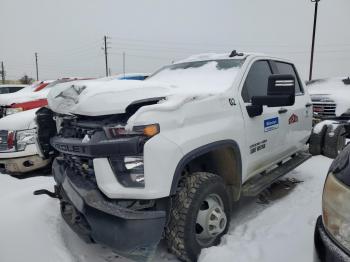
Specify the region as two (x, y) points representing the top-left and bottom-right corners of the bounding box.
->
(53, 161), (166, 260)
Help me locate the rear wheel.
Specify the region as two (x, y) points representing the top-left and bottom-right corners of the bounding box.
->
(323, 125), (346, 159)
(166, 172), (231, 262)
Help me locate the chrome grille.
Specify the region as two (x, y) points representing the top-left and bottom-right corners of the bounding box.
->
(0, 130), (8, 151)
(311, 97), (336, 118)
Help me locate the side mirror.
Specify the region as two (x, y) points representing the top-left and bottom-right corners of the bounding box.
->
(247, 74), (296, 117)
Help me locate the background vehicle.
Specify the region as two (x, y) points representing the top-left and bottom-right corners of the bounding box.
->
(314, 144), (350, 261)
(0, 81), (52, 118)
(0, 108), (49, 174)
(307, 77), (350, 159)
(308, 77), (350, 122)
(0, 79), (76, 117)
(0, 84), (27, 94)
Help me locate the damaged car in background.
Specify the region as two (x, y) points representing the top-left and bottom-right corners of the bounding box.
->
(0, 84), (27, 94)
(0, 80), (52, 118)
(308, 77), (350, 159)
(314, 144), (350, 262)
(35, 51), (318, 261)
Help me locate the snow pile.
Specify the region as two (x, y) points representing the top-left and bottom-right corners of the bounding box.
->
(0, 175), (73, 262)
(312, 120), (338, 134)
(199, 156), (332, 262)
(0, 156), (333, 262)
(308, 77), (350, 116)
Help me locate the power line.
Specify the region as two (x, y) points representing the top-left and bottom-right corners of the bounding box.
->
(102, 36), (111, 77)
(1, 62), (5, 84)
(35, 52), (39, 81)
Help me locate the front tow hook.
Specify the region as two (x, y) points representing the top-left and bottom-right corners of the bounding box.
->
(34, 186), (61, 199)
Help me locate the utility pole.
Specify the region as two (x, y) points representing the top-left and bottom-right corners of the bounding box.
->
(103, 36), (109, 77)
(123, 52), (126, 77)
(1, 62), (5, 84)
(309, 0), (320, 81)
(35, 52), (39, 81)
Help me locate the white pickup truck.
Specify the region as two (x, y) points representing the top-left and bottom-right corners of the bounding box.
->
(35, 52), (313, 261)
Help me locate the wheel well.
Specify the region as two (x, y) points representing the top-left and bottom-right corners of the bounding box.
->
(170, 141), (242, 201)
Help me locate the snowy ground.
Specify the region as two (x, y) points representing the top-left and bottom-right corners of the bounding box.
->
(0, 156), (332, 262)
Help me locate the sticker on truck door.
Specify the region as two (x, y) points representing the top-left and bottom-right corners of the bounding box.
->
(288, 114), (299, 125)
(264, 117), (279, 132)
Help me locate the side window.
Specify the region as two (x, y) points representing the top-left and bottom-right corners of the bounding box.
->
(0, 87), (9, 94)
(274, 61), (303, 95)
(242, 60), (272, 102)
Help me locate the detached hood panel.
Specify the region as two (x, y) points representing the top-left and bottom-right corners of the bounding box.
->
(47, 80), (205, 116)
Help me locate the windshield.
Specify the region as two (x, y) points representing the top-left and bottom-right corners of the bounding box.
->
(147, 59), (245, 92)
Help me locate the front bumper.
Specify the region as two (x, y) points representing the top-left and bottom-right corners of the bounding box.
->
(52, 159), (166, 260)
(314, 216), (350, 262)
(0, 154), (50, 174)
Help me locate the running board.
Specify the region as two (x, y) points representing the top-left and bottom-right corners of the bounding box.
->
(242, 152), (312, 197)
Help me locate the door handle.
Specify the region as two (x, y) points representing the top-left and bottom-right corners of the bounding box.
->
(305, 103), (313, 108)
(278, 108), (288, 114)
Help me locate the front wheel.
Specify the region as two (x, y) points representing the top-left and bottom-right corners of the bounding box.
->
(165, 172), (231, 262)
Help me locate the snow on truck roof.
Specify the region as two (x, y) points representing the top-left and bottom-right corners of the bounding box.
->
(174, 51), (282, 64)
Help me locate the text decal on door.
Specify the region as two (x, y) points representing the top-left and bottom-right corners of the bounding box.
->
(264, 117), (279, 132)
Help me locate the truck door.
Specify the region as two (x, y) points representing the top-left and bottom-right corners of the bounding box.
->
(239, 60), (285, 178)
(271, 61), (312, 155)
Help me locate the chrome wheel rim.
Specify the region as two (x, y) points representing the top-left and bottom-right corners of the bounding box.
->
(195, 194), (227, 246)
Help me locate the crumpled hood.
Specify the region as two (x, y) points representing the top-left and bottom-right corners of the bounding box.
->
(47, 80), (212, 116)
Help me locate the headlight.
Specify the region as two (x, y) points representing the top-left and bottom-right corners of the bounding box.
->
(5, 107), (23, 116)
(16, 129), (36, 151)
(323, 173), (350, 251)
(109, 156), (145, 188)
(103, 124), (159, 188)
(104, 124), (160, 139)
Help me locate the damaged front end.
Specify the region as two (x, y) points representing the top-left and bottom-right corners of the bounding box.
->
(35, 106), (167, 261)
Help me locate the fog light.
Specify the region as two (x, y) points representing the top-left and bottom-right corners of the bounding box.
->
(109, 156), (145, 188)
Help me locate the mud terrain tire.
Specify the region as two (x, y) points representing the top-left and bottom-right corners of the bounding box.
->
(323, 125), (346, 159)
(166, 172), (231, 262)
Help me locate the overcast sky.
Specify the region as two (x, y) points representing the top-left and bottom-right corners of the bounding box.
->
(0, 0), (349, 81)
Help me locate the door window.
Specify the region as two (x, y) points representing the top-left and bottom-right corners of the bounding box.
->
(274, 61), (303, 95)
(242, 61), (272, 102)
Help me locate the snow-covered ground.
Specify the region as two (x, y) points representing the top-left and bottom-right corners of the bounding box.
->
(0, 156), (332, 262)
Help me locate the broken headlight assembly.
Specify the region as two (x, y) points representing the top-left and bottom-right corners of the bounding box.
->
(16, 129), (36, 151)
(322, 173), (350, 252)
(104, 124), (160, 188)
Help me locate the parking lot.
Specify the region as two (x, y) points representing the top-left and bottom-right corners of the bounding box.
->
(0, 155), (332, 262)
